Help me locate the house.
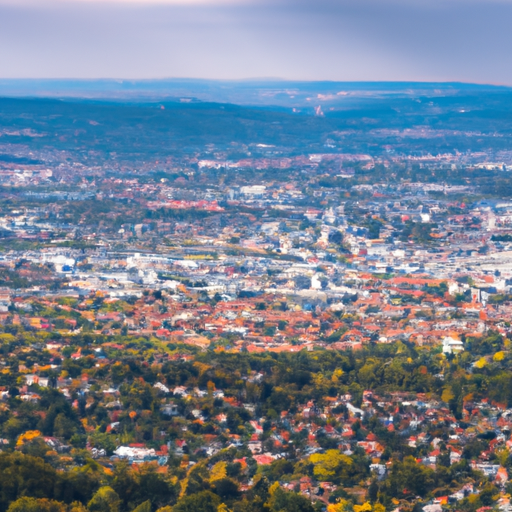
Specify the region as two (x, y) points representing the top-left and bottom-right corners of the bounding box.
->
(161, 403), (179, 416)
(154, 382), (170, 394)
(442, 336), (464, 354)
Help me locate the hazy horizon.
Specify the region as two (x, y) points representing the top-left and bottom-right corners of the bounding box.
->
(0, 78), (507, 108)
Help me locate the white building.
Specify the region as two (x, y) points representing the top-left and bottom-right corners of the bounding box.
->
(442, 336), (464, 354)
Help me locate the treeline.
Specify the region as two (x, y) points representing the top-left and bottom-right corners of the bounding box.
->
(0, 452), (317, 512)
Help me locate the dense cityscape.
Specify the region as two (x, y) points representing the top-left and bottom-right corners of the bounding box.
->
(0, 84), (512, 512)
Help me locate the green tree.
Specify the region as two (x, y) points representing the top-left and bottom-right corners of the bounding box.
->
(173, 491), (221, 512)
(386, 456), (435, 498)
(88, 486), (121, 512)
(53, 413), (76, 438)
(61, 461), (103, 505)
(0, 452), (59, 510)
(268, 485), (314, 512)
(132, 501), (152, 512)
(135, 465), (178, 510)
(112, 461), (138, 511)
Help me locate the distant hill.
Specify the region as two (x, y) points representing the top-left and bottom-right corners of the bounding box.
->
(0, 83), (512, 164)
(0, 78), (509, 107)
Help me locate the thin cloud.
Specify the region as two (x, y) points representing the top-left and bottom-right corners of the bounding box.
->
(0, 0), (251, 4)
(0, 0), (510, 82)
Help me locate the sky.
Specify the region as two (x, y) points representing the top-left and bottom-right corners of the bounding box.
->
(0, 0), (511, 83)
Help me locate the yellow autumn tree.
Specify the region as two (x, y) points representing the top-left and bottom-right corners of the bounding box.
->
(193, 361), (211, 375)
(354, 503), (372, 512)
(441, 386), (454, 403)
(493, 351), (505, 362)
(331, 368), (344, 383)
(329, 501), (386, 512)
(0, 333), (16, 344)
(269, 481), (280, 496)
(309, 450), (353, 481)
(496, 447), (509, 467)
(210, 461), (227, 482)
(16, 430), (42, 447)
(474, 357), (487, 369)
(327, 499), (351, 512)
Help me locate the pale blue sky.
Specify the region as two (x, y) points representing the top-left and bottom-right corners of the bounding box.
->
(0, 0), (510, 83)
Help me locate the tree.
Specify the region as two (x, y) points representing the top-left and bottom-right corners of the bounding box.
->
(61, 461), (103, 505)
(16, 430), (42, 448)
(53, 413), (76, 438)
(21, 437), (49, 458)
(69, 503), (88, 512)
(368, 480), (379, 503)
(267, 484), (314, 512)
(133, 501), (152, 512)
(210, 462), (227, 482)
(134, 464), (177, 510)
(182, 463), (212, 497)
(87, 486), (121, 512)
(353, 503), (372, 512)
(441, 386), (454, 404)
(173, 491), (221, 512)
(7, 497), (67, 512)
(0, 334), (16, 344)
(309, 450), (353, 482)
(493, 351), (505, 362)
(112, 461), (138, 510)
(0, 452), (60, 510)
(264, 459), (294, 482)
(211, 479), (239, 501)
(386, 456), (435, 498)
(327, 500), (351, 512)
